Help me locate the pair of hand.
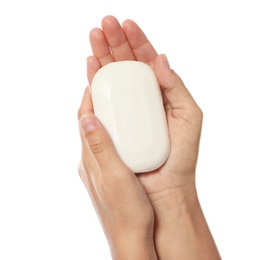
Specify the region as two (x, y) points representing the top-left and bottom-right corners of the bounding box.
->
(78, 15), (220, 259)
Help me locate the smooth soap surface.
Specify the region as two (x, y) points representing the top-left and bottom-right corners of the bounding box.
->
(91, 61), (170, 173)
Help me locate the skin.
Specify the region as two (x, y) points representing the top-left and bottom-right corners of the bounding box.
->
(78, 15), (221, 259)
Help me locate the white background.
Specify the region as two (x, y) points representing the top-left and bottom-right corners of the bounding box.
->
(0, 0), (263, 259)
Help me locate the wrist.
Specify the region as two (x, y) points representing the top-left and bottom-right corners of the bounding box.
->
(153, 188), (200, 237)
(150, 179), (198, 219)
(152, 186), (221, 259)
(109, 233), (157, 260)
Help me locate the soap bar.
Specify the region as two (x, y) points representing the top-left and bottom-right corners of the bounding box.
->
(91, 61), (170, 173)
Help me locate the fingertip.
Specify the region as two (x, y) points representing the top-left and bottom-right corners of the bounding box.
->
(161, 54), (171, 69)
(87, 55), (94, 64)
(154, 54), (196, 108)
(155, 54), (169, 67)
(101, 15), (120, 29)
(122, 18), (136, 29)
(154, 54), (173, 83)
(89, 27), (103, 41)
(122, 19), (139, 37)
(79, 114), (99, 135)
(102, 15), (118, 22)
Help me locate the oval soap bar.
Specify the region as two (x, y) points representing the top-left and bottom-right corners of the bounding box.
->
(91, 61), (170, 173)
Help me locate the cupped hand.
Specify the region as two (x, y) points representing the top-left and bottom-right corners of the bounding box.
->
(87, 15), (203, 214)
(78, 87), (157, 259)
(82, 16), (221, 260)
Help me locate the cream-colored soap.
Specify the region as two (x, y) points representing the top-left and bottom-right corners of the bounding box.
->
(91, 61), (170, 173)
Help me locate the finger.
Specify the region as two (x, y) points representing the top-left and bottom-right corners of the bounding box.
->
(87, 56), (101, 85)
(77, 85), (124, 175)
(79, 128), (106, 210)
(154, 54), (198, 110)
(101, 15), (136, 61)
(77, 87), (119, 172)
(77, 87), (98, 179)
(77, 88), (100, 202)
(89, 28), (114, 66)
(77, 87), (98, 176)
(79, 114), (126, 171)
(122, 19), (158, 65)
(79, 113), (132, 179)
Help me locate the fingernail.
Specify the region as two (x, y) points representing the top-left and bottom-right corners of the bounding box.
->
(163, 54), (170, 69)
(79, 115), (99, 134)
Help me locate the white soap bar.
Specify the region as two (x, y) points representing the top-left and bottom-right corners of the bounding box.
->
(91, 61), (170, 173)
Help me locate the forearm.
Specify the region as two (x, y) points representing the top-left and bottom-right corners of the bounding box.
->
(152, 187), (221, 260)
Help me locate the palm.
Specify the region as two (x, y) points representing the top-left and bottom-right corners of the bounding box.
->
(88, 16), (202, 203)
(137, 108), (201, 198)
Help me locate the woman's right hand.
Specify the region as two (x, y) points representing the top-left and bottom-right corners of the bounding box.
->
(78, 86), (157, 259)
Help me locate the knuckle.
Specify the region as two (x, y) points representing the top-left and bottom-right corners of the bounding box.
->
(88, 135), (108, 154)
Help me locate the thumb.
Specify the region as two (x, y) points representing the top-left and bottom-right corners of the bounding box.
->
(154, 54), (198, 109)
(79, 114), (126, 171)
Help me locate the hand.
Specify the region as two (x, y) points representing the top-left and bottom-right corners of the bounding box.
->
(87, 16), (202, 194)
(81, 15), (221, 259)
(78, 89), (157, 259)
(78, 26), (157, 258)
